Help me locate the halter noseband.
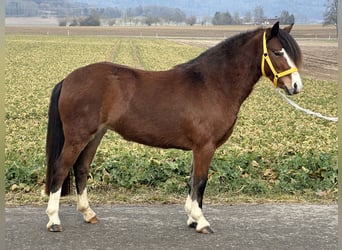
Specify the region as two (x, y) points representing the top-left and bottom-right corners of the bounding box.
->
(261, 31), (298, 87)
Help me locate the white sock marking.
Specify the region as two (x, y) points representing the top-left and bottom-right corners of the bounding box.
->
(185, 195), (192, 215)
(191, 200), (210, 231)
(184, 195), (210, 231)
(77, 188), (96, 222)
(185, 195), (196, 226)
(46, 188), (62, 228)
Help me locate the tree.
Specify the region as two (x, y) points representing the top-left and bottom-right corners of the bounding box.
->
(243, 11), (252, 24)
(58, 18), (67, 26)
(78, 10), (101, 26)
(279, 10), (295, 24)
(232, 12), (242, 25)
(144, 15), (159, 26)
(254, 5), (264, 24)
(69, 18), (79, 26)
(212, 11), (233, 25)
(108, 19), (116, 26)
(141, 6), (186, 24)
(323, 0), (338, 29)
(186, 16), (196, 26)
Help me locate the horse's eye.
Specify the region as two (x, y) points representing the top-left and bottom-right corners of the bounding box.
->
(273, 50), (284, 56)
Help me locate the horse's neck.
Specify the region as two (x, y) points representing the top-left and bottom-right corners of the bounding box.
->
(214, 33), (263, 106)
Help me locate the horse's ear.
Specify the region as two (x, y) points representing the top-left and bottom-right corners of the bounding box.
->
(283, 23), (294, 33)
(270, 21), (280, 38)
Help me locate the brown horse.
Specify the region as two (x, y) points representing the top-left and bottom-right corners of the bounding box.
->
(45, 22), (302, 234)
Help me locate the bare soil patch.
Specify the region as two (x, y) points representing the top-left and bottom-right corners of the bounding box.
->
(6, 25), (337, 82)
(298, 40), (337, 82)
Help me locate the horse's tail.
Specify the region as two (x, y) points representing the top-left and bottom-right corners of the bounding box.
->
(45, 80), (71, 196)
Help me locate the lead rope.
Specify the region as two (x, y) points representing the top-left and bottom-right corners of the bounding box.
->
(276, 89), (338, 122)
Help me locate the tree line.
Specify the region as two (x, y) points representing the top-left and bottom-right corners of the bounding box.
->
(57, 5), (296, 26)
(212, 6), (295, 25)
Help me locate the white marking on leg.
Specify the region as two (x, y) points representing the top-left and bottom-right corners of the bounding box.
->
(190, 200), (210, 232)
(46, 188), (62, 228)
(185, 195), (196, 226)
(77, 188), (96, 222)
(184, 195), (210, 231)
(185, 195), (192, 214)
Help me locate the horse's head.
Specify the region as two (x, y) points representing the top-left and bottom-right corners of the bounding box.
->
(262, 22), (303, 95)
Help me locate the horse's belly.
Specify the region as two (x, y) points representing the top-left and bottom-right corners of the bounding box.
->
(110, 117), (192, 150)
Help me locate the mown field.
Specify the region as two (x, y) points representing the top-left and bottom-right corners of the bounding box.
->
(5, 27), (337, 205)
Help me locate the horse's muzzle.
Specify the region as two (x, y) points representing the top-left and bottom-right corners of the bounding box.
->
(284, 82), (300, 95)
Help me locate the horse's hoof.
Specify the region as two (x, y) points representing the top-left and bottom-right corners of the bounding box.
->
(188, 222), (197, 229)
(48, 224), (63, 232)
(86, 216), (98, 224)
(197, 226), (214, 234)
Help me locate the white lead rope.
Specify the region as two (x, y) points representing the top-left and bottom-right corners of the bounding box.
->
(276, 89), (338, 122)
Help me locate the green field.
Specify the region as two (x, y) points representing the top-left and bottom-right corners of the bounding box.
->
(5, 33), (337, 204)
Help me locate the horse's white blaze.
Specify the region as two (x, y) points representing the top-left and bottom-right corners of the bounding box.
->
(46, 188), (62, 228)
(184, 195), (210, 231)
(77, 188), (96, 222)
(282, 48), (302, 92)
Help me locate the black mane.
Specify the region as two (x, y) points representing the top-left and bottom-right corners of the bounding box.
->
(176, 27), (302, 70)
(180, 29), (261, 66)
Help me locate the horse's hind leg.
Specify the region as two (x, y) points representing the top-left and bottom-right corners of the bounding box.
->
(74, 129), (106, 224)
(46, 139), (88, 232)
(46, 187), (63, 232)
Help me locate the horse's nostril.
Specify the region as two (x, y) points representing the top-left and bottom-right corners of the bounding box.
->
(294, 82), (297, 90)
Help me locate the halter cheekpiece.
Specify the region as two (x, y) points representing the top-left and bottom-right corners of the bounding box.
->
(261, 31), (298, 87)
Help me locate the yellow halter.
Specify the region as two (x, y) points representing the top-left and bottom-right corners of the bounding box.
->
(261, 31), (298, 87)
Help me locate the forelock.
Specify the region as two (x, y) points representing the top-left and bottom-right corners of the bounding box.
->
(278, 29), (302, 68)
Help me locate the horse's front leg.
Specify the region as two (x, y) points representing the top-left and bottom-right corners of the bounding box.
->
(185, 145), (215, 234)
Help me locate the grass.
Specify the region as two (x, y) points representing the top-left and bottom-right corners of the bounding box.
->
(5, 33), (337, 205)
